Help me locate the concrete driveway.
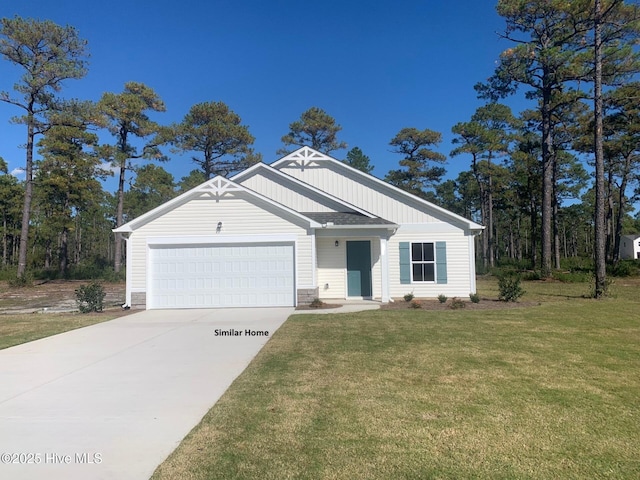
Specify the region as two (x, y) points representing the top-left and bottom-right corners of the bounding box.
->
(0, 308), (292, 480)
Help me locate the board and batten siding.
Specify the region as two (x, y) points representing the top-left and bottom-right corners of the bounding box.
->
(129, 192), (313, 292)
(277, 161), (442, 224)
(239, 169), (351, 213)
(388, 226), (473, 298)
(316, 236), (383, 300)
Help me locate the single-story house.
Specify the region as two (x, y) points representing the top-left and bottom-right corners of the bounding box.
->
(114, 146), (484, 309)
(619, 234), (640, 260)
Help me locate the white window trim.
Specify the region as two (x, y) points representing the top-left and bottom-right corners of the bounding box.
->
(410, 242), (436, 283)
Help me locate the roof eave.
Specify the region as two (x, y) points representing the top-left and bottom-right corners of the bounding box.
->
(317, 223), (399, 230)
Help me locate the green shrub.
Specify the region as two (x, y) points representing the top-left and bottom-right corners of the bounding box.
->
(521, 270), (542, 281)
(309, 297), (325, 308)
(469, 292), (480, 304)
(560, 256), (593, 273)
(404, 292), (414, 302)
(437, 294), (447, 304)
(554, 271), (591, 283)
(609, 259), (640, 278)
(8, 272), (33, 287)
(450, 297), (466, 309)
(498, 275), (525, 302)
(75, 282), (106, 313)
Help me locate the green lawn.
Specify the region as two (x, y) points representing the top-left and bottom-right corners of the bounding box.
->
(152, 278), (640, 479)
(0, 312), (124, 350)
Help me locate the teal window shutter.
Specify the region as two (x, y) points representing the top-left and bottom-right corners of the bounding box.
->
(436, 241), (447, 284)
(399, 242), (410, 284)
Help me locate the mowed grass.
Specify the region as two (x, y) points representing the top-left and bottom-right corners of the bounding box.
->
(0, 313), (122, 350)
(153, 278), (640, 480)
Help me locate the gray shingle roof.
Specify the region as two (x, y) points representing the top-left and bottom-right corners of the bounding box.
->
(300, 212), (396, 226)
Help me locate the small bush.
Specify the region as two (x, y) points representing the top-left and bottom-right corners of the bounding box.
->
(521, 270), (542, 281)
(450, 297), (466, 309)
(437, 294), (447, 304)
(8, 272), (33, 287)
(75, 282), (106, 313)
(309, 297), (325, 308)
(554, 271), (591, 283)
(410, 299), (422, 309)
(498, 275), (525, 302)
(561, 256), (593, 273)
(404, 292), (414, 302)
(609, 259), (640, 278)
(469, 292), (480, 303)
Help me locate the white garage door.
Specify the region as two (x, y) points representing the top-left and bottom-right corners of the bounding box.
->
(149, 243), (295, 309)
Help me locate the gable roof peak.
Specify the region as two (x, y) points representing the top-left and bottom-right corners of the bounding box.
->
(278, 146), (335, 162)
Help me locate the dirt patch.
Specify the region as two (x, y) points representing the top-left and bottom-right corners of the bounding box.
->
(381, 298), (539, 311)
(0, 280), (126, 314)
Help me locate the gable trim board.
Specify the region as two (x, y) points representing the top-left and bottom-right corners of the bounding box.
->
(115, 147), (483, 309)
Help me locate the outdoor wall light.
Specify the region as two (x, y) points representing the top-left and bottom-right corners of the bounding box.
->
(335, 240), (339, 247)
(325, 283), (329, 289)
(216, 221), (222, 233)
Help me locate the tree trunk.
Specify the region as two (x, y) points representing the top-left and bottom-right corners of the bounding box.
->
(44, 239), (51, 270)
(553, 155), (561, 270)
(593, 0), (607, 298)
(114, 163), (126, 273)
(2, 214), (7, 267)
(471, 153), (489, 270)
(59, 226), (68, 276)
(612, 153), (632, 264)
(75, 215), (81, 264)
(17, 117), (36, 278)
(530, 198), (538, 270)
(487, 158), (495, 268)
(541, 81), (555, 278)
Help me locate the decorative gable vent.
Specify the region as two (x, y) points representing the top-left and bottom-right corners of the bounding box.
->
(279, 146), (334, 170)
(197, 177), (242, 200)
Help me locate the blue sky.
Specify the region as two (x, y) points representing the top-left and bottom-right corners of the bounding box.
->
(1, 1), (518, 188)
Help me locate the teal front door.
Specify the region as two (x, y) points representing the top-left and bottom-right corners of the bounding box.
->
(347, 240), (372, 297)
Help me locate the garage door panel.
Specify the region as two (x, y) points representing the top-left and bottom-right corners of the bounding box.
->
(149, 243), (294, 309)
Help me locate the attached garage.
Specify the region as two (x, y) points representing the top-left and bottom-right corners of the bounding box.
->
(148, 242), (295, 309)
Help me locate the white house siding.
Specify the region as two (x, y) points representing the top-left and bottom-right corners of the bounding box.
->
(316, 237), (345, 298)
(388, 225), (474, 299)
(129, 191), (313, 294)
(277, 161), (448, 225)
(239, 169), (353, 213)
(619, 235), (640, 260)
(316, 232), (383, 300)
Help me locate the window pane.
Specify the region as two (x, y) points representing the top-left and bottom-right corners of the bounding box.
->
(412, 263), (424, 281)
(424, 263), (435, 282)
(412, 243), (423, 261)
(424, 243), (434, 262)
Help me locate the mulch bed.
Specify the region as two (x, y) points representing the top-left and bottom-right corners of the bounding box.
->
(295, 298), (539, 311)
(381, 298), (539, 311)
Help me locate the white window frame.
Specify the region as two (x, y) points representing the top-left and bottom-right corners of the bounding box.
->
(411, 242), (435, 283)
